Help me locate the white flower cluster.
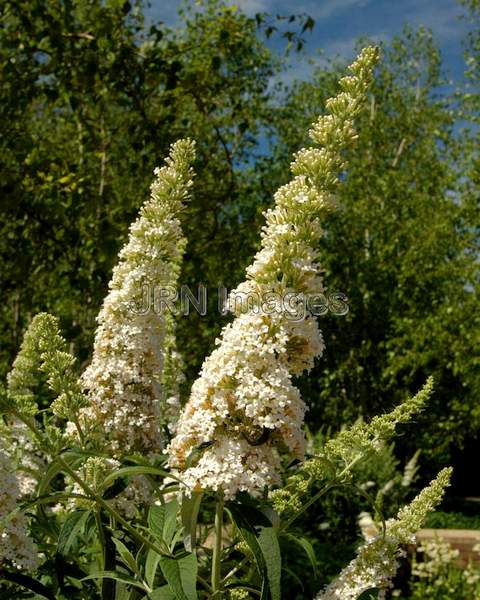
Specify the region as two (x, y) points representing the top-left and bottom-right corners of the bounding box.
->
(412, 537), (480, 592)
(168, 47), (379, 499)
(75, 139), (195, 456)
(168, 311), (323, 499)
(0, 449), (40, 571)
(2, 419), (45, 497)
(316, 467), (452, 600)
(412, 537), (461, 579)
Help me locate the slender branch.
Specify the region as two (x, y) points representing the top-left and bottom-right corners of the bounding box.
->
(221, 555), (249, 585)
(281, 451), (366, 531)
(392, 137), (407, 167)
(197, 575), (213, 593)
(94, 509), (106, 567)
(281, 482), (334, 532)
(71, 415), (86, 448)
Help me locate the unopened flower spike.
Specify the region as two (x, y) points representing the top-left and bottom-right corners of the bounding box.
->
(315, 467), (452, 600)
(6, 312), (66, 416)
(3, 313), (75, 496)
(167, 47), (379, 500)
(270, 377), (433, 516)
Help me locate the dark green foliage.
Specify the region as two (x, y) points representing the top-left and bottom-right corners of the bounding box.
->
(0, 0), (295, 388)
(424, 510), (480, 530)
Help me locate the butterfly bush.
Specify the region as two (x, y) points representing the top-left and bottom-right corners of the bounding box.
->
(74, 139), (196, 456)
(0, 420), (43, 497)
(167, 47), (380, 499)
(408, 536), (480, 598)
(3, 313), (70, 498)
(0, 45), (455, 593)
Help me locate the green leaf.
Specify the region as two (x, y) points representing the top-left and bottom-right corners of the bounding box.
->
(112, 537), (140, 575)
(301, 16), (315, 33)
(180, 492), (203, 552)
(102, 465), (173, 487)
(37, 458), (65, 496)
(57, 509), (90, 556)
(227, 503), (269, 600)
(282, 566), (304, 591)
(148, 499), (179, 547)
(147, 585), (175, 600)
(258, 527), (281, 600)
(82, 570), (148, 591)
(114, 582), (134, 600)
(103, 476), (129, 499)
(159, 553), (197, 600)
(145, 548), (161, 589)
(178, 553), (197, 600)
(281, 534), (317, 578)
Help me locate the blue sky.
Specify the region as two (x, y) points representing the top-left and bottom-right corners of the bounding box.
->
(145, 0), (472, 87)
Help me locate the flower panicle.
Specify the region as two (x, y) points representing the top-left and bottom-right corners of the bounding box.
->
(76, 139), (196, 456)
(325, 376), (434, 466)
(247, 46), (380, 296)
(6, 313), (63, 415)
(270, 378), (433, 515)
(167, 48), (379, 500)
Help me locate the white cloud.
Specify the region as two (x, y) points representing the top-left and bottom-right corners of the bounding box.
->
(403, 0), (469, 42)
(321, 30), (388, 58)
(234, 0), (272, 12)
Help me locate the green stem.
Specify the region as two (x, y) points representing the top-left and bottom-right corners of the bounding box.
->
(72, 414), (86, 448)
(211, 492), (224, 597)
(281, 482), (334, 531)
(94, 509), (106, 567)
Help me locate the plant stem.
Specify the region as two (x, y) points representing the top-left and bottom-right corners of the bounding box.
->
(281, 452), (366, 531)
(211, 491), (224, 597)
(72, 415), (86, 448)
(94, 508), (106, 566)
